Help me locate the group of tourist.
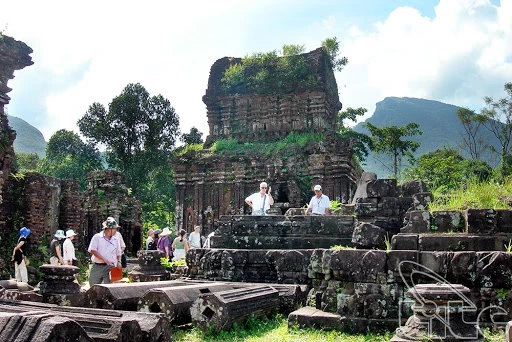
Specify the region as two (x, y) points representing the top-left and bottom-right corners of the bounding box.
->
(49, 229), (78, 266)
(145, 225), (205, 261)
(245, 182), (331, 216)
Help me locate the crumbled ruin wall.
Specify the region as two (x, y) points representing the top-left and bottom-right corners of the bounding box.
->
(174, 136), (359, 235)
(202, 48), (340, 145)
(81, 170), (142, 256)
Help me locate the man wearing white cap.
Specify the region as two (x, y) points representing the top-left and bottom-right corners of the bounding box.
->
(305, 185), (330, 216)
(245, 182), (274, 215)
(63, 229), (78, 266)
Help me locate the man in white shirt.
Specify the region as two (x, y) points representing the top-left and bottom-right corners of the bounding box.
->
(245, 182), (274, 215)
(188, 225), (202, 249)
(88, 217), (123, 285)
(305, 185), (331, 216)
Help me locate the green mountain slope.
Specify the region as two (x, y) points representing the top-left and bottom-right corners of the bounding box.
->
(7, 115), (46, 157)
(353, 97), (501, 178)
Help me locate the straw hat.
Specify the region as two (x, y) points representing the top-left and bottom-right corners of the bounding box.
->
(160, 227), (172, 237)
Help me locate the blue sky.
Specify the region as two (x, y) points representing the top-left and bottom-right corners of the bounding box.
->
(1, 0), (511, 141)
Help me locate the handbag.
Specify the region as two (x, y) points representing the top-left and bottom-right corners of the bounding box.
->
(110, 266), (123, 282)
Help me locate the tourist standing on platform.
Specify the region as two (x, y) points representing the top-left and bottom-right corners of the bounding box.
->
(305, 184), (331, 216)
(63, 229), (77, 266)
(172, 229), (189, 261)
(188, 226), (202, 249)
(157, 227), (172, 258)
(146, 229), (155, 250)
(12, 227), (30, 282)
(245, 182), (274, 215)
(87, 217), (122, 285)
(49, 230), (65, 265)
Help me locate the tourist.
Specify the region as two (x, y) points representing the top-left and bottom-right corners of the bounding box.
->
(188, 226), (202, 249)
(63, 229), (77, 266)
(11, 227), (30, 282)
(151, 229), (161, 251)
(245, 182), (274, 215)
(172, 229), (189, 261)
(146, 229), (155, 250)
(305, 184), (330, 216)
(203, 231), (215, 248)
(157, 227), (172, 258)
(49, 230), (65, 265)
(87, 217), (122, 285)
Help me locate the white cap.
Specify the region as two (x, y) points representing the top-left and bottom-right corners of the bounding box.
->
(314, 185), (322, 191)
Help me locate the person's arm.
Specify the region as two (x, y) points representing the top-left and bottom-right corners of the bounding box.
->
(267, 186), (274, 205)
(63, 241), (71, 265)
(164, 246), (170, 258)
(325, 208), (330, 216)
(171, 238), (176, 251)
(245, 197), (253, 210)
(305, 197), (313, 215)
(89, 250), (112, 265)
(184, 239), (190, 252)
(12, 240), (25, 261)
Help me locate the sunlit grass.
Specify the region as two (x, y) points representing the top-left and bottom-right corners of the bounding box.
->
(430, 177), (512, 211)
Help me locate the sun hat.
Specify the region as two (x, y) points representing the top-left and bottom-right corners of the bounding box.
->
(148, 229), (154, 236)
(54, 230), (65, 238)
(102, 217), (119, 229)
(19, 227), (31, 237)
(160, 227), (172, 237)
(314, 185), (322, 191)
(66, 229), (77, 238)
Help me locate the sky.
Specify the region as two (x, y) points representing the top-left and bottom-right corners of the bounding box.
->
(1, 0), (511, 142)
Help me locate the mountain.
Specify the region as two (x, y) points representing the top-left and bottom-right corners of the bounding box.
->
(7, 115), (46, 157)
(353, 97), (501, 178)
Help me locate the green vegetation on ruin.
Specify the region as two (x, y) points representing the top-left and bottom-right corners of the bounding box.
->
(221, 37), (347, 95)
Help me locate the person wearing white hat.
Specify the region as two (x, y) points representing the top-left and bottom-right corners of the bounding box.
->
(305, 184), (330, 216)
(87, 217), (123, 285)
(244, 182), (274, 215)
(157, 227), (172, 258)
(63, 229), (77, 266)
(49, 230), (65, 265)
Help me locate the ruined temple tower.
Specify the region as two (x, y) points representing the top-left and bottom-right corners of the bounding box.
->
(173, 47), (361, 234)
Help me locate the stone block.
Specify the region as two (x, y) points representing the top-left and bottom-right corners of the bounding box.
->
(400, 210), (430, 233)
(329, 250), (387, 283)
(417, 234), (505, 252)
(399, 179), (428, 197)
(351, 222), (386, 249)
(476, 251), (512, 288)
(465, 209), (498, 234)
(354, 202), (378, 216)
(497, 209), (512, 233)
(391, 234), (418, 250)
(387, 250), (419, 283)
(377, 197), (401, 216)
(446, 252), (477, 287)
(190, 285), (279, 332)
(431, 210), (465, 233)
(288, 306), (342, 330)
(284, 208), (305, 216)
(411, 192), (433, 210)
(419, 251), (448, 277)
(366, 179), (398, 198)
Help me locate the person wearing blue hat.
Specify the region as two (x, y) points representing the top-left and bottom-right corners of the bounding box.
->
(49, 230), (65, 265)
(11, 227), (31, 282)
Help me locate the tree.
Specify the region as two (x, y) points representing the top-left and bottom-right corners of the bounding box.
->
(402, 148), (491, 191)
(13, 152), (40, 172)
(481, 82), (512, 176)
(364, 122), (422, 179)
(456, 107), (488, 160)
(336, 107), (373, 163)
(78, 83), (180, 224)
(321, 37), (349, 72)
(38, 129), (104, 191)
(180, 127), (204, 145)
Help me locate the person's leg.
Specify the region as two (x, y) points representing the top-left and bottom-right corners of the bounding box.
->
(89, 264), (103, 286)
(19, 259), (28, 282)
(14, 262), (21, 282)
(100, 265), (111, 284)
(50, 256), (59, 265)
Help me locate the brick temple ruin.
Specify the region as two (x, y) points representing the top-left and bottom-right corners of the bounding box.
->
(172, 47), (360, 234)
(3, 34), (512, 341)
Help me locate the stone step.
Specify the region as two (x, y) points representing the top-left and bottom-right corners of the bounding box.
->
(211, 236), (353, 249)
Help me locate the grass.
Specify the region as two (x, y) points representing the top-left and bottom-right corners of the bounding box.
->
(429, 178), (512, 211)
(172, 315), (394, 342)
(172, 315), (506, 341)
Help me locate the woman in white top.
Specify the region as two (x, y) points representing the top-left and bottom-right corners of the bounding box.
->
(63, 229), (77, 265)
